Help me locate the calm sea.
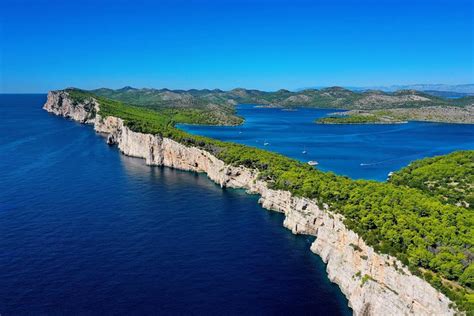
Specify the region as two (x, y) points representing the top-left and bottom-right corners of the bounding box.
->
(0, 95), (350, 314)
(180, 105), (474, 181)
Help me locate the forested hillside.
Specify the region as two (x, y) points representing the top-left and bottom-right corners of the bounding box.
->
(89, 87), (243, 125)
(91, 86), (473, 110)
(390, 151), (474, 209)
(87, 86), (474, 125)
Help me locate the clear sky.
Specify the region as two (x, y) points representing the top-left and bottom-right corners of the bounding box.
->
(1, 0), (473, 92)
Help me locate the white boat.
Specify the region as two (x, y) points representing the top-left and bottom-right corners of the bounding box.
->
(302, 146), (307, 154)
(307, 160), (318, 166)
(263, 139), (270, 146)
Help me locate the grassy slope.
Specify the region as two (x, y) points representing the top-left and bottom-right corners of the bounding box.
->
(67, 89), (474, 311)
(390, 151), (474, 210)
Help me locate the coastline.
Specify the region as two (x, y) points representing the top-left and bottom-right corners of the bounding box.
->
(43, 91), (456, 316)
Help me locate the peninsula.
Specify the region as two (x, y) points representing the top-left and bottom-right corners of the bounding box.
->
(43, 88), (473, 314)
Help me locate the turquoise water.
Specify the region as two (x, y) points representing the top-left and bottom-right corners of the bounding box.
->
(0, 95), (350, 314)
(179, 105), (474, 181)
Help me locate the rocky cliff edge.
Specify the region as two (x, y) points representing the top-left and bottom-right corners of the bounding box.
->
(44, 90), (456, 315)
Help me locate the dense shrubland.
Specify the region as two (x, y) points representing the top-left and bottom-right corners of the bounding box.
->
(390, 151), (473, 210)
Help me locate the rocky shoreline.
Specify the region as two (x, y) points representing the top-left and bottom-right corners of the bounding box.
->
(43, 91), (456, 315)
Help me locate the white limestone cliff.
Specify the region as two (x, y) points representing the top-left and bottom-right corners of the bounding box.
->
(44, 91), (99, 123)
(44, 91), (456, 315)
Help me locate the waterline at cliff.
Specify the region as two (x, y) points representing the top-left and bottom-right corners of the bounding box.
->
(42, 91), (456, 315)
(0, 94), (350, 315)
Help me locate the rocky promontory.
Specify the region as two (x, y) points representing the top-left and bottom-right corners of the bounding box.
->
(43, 90), (456, 315)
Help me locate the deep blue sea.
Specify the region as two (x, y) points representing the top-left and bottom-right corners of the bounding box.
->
(0, 94), (351, 314)
(180, 105), (474, 181)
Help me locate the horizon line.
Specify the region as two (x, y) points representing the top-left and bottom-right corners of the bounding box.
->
(2, 82), (474, 95)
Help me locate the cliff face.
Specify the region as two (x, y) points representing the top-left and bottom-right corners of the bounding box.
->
(43, 92), (455, 315)
(44, 91), (98, 123)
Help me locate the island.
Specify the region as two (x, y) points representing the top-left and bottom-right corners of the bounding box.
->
(315, 112), (406, 124)
(316, 108), (474, 124)
(43, 88), (474, 314)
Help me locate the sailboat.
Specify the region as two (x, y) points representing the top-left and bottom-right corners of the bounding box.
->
(302, 145), (307, 154)
(263, 139), (270, 146)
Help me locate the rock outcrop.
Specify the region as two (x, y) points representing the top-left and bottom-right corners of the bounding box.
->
(43, 91), (456, 315)
(44, 91), (98, 123)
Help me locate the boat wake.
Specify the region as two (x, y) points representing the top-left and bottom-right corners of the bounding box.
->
(359, 151), (435, 167)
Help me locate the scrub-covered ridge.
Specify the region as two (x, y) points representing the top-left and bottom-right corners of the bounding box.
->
(91, 86), (474, 124)
(91, 86), (474, 110)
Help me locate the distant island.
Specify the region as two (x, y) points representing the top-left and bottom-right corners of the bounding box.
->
(301, 84), (474, 95)
(316, 106), (474, 125)
(316, 112), (406, 124)
(87, 86), (474, 125)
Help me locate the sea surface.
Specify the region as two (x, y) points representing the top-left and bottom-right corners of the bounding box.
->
(0, 94), (350, 314)
(180, 105), (474, 181)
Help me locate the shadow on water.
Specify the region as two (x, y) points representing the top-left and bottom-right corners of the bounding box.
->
(117, 153), (351, 315)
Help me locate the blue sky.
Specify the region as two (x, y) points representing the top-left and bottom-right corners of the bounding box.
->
(1, 0), (472, 92)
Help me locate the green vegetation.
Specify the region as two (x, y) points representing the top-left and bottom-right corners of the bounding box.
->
(67, 88), (474, 312)
(88, 86), (474, 125)
(316, 114), (401, 124)
(390, 151), (474, 209)
(89, 87), (243, 126)
(159, 108), (242, 126)
(317, 107), (474, 125)
(316, 114), (379, 124)
(90, 86), (474, 111)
